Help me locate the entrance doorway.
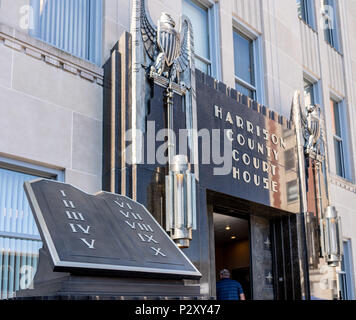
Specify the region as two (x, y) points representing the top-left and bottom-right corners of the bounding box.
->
(214, 212), (251, 299)
(208, 191), (303, 300)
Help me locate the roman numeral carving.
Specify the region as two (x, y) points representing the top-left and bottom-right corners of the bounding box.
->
(65, 211), (85, 221)
(138, 233), (158, 244)
(150, 247), (166, 257)
(120, 210), (144, 221)
(80, 238), (95, 249)
(125, 221), (153, 232)
(58, 189), (97, 250)
(114, 201), (133, 210)
(114, 200), (124, 208)
(137, 223), (153, 232)
(120, 210), (130, 218)
(69, 224), (91, 234)
(131, 212), (143, 221)
(125, 221), (136, 230)
(63, 200), (75, 208)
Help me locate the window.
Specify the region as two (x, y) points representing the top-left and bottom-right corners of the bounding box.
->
(287, 180), (299, 202)
(182, 0), (220, 78)
(323, 0), (339, 50)
(331, 99), (346, 178)
(297, 0), (316, 29)
(285, 149), (296, 171)
(233, 30), (256, 99)
(304, 79), (317, 107)
(30, 0), (103, 65)
(339, 240), (355, 300)
(0, 159), (62, 299)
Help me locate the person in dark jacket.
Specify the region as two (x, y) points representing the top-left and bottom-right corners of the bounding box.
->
(216, 269), (246, 300)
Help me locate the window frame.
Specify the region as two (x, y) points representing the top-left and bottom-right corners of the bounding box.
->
(0, 157), (63, 182)
(330, 96), (351, 180)
(323, 0), (340, 51)
(297, 0), (316, 30)
(182, 0), (221, 80)
(0, 157), (64, 299)
(338, 239), (356, 300)
(233, 29), (256, 99)
(29, 0), (103, 66)
(232, 18), (265, 105)
(303, 75), (320, 107)
(287, 180), (299, 203)
(0, 156), (64, 243)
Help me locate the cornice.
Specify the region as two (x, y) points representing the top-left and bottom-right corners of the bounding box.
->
(330, 175), (356, 194)
(0, 23), (103, 86)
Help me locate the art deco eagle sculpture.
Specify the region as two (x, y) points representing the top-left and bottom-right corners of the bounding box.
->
(291, 91), (323, 159)
(301, 104), (322, 155)
(140, 0), (194, 83)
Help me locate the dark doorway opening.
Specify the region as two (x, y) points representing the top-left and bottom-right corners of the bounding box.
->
(214, 212), (251, 300)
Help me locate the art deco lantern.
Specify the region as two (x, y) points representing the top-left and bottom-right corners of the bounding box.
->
(320, 206), (343, 267)
(166, 155), (197, 248)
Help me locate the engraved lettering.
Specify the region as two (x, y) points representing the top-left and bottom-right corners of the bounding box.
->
(137, 223), (154, 232)
(115, 200), (133, 210)
(137, 223), (145, 231)
(131, 212), (143, 221)
(151, 247), (166, 257)
(80, 238), (95, 249)
(280, 138), (286, 149)
(69, 224), (90, 234)
(144, 234), (158, 244)
(138, 233), (158, 243)
(77, 225), (91, 234)
(65, 211), (85, 221)
(125, 221), (136, 230)
(120, 210), (130, 218)
(114, 200), (124, 208)
(225, 112), (233, 124)
(273, 149), (279, 161)
(214, 105), (222, 119)
(145, 224), (153, 232)
(69, 223), (77, 233)
(63, 200), (75, 208)
(246, 121), (254, 134)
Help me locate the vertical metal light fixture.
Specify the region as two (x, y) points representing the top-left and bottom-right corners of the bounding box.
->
(292, 91), (343, 268)
(135, 0), (198, 248)
(318, 113), (343, 267)
(166, 155), (197, 248)
(320, 206), (343, 267)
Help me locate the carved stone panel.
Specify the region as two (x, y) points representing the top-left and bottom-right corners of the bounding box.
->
(24, 179), (201, 279)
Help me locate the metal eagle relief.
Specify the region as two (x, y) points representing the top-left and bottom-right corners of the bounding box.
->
(291, 91), (325, 163)
(140, 0), (194, 84)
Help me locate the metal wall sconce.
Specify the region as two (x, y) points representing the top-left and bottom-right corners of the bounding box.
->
(166, 155), (197, 248)
(320, 206), (343, 267)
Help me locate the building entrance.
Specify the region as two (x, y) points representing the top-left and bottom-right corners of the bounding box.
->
(208, 191), (304, 300)
(214, 212), (251, 299)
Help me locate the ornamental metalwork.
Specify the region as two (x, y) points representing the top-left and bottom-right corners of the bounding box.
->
(291, 91), (342, 267)
(131, 0), (198, 248)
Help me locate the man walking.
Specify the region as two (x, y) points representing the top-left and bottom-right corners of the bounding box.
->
(216, 269), (246, 300)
